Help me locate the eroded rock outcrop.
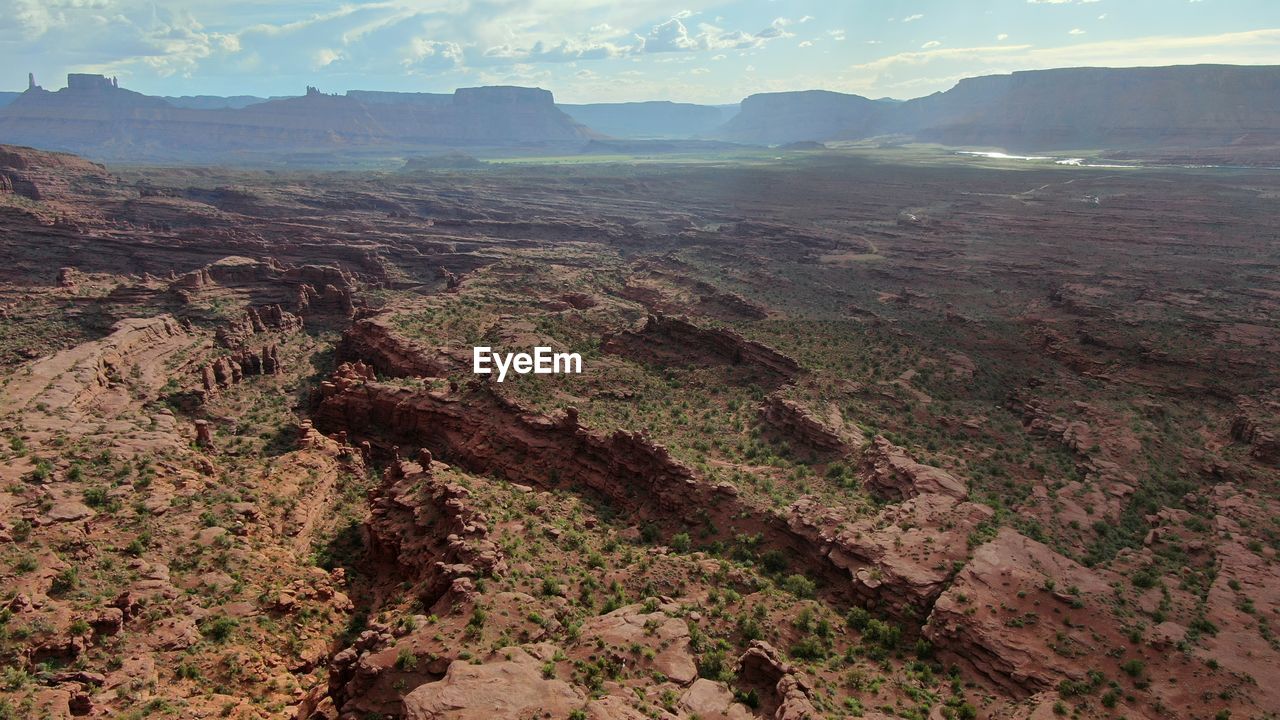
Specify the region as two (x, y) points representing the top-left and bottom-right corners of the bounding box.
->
(198, 345), (283, 396)
(338, 317), (462, 378)
(315, 363), (848, 589)
(789, 493), (991, 617)
(737, 641), (819, 720)
(923, 528), (1123, 697)
(760, 394), (865, 454)
(366, 453), (506, 611)
(0, 315), (199, 436)
(299, 283), (356, 317)
(861, 436), (967, 501)
(318, 364), (710, 520)
(579, 604), (698, 686)
(1230, 393), (1279, 465)
(0, 145), (112, 202)
(216, 305), (303, 348)
(602, 314), (800, 387)
(402, 645), (583, 720)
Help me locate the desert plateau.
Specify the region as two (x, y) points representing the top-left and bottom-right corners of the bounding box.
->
(3, 1), (1280, 718)
(0, 135), (1276, 719)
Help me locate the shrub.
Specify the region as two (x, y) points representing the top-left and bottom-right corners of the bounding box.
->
(781, 574), (816, 598)
(863, 618), (901, 649)
(82, 486), (110, 508)
(697, 649), (730, 681)
(1121, 659), (1146, 678)
(50, 567), (79, 595)
(640, 523), (660, 544)
(760, 549), (788, 574)
(790, 636), (825, 660)
(395, 648), (418, 671)
(201, 615), (238, 643)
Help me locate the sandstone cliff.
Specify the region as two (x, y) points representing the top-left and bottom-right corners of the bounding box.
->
(0, 79), (590, 162)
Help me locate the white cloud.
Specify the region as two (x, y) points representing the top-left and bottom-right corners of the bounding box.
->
(834, 28), (1280, 98)
(312, 48), (343, 69)
(406, 39), (463, 71)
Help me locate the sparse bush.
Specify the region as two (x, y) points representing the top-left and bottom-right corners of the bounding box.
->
(781, 574), (816, 598)
(201, 615), (238, 643)
(395, 648), (418, 671)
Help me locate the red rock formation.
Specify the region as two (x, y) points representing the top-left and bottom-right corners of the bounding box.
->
(0, 315), (191, 414)
(337, 317), (461, 378)
(0, 145), (112, 202)
(736, 641), (820, 720)
(558, 291), (596, 309)
(1231, 393), (1279, 465)
(283, 264), (355, 290)
(861, 436), (967, 501)
(759, 394), (865, 453)
(366, 453), (506, 611)
(602, 314), (800, 387)
(56, 267), (83, 289)
(789, 493), (991, 617)
(198, 345), (284, 396)
(318, 368), (703, 516)
(216, 305), (303, 348)
(439, 266), (462, 292)
(401, 646), (583, 719)
(298, 283), (356, 317)
(194, 420), (213, 448)
(924, 529), (1125, 697)
(315, 364), (849, 589)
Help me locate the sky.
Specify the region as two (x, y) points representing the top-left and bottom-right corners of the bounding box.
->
(4, 0), (1280, 103)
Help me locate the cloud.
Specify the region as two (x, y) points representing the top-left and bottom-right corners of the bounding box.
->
(639, 16), (788, 53)
(834, 28), (1280, 97)
(406, 39), (463, 71)
(5, 0), (1278, 105)
(312, 48), (343, 69)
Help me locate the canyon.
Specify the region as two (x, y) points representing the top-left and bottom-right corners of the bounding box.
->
(0, 141), (1276, 720)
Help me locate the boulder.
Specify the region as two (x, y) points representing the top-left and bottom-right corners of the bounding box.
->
(402, 646), (584, 719)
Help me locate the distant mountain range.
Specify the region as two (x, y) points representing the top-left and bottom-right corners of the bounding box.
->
(715, 90), (889, 145)
(1, 64), (1277, 162)
(559, 101), (738, 139)
(718, 65), (1280, 150)
(0, 77), (590, 161)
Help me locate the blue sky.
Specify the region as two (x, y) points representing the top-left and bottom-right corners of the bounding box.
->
(4, 0), (1279, 102)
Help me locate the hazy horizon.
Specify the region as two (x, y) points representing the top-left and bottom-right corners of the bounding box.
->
(5, 0), (1280, 104)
